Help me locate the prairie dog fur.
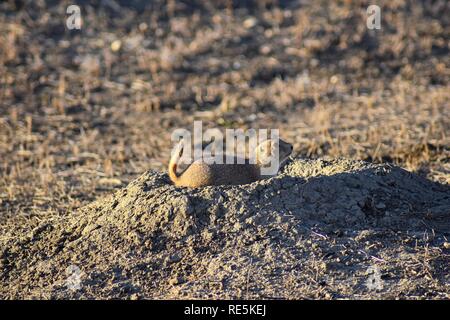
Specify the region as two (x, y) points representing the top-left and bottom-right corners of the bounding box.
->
(168, 139), (293, 188)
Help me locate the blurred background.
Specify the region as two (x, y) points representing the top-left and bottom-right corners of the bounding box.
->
(0, 0), (448, 225)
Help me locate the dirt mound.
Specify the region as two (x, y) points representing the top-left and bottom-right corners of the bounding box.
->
(1, 158), (449, 299)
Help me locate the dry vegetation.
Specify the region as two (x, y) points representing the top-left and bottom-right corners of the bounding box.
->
(0, 0), (449, 299)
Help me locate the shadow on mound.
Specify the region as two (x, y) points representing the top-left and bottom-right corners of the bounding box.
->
(278, 160), (450, 233)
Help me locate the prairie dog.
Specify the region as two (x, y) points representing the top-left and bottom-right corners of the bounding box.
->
(168, 139), (293, 188)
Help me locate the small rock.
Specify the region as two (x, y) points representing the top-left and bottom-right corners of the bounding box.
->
(169, 275), (185, 286)
(168, 253), (182, 263)
(130, 293), (140, 300)
(243, 17), (257, 29)
(375, 203), (386, 209)
(111, 40), (122, 52)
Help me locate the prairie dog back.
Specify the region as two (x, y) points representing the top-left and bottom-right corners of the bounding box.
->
(168, 139), (293, 188)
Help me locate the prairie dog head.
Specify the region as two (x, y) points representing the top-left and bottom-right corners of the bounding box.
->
(255, 139), (293, 174)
